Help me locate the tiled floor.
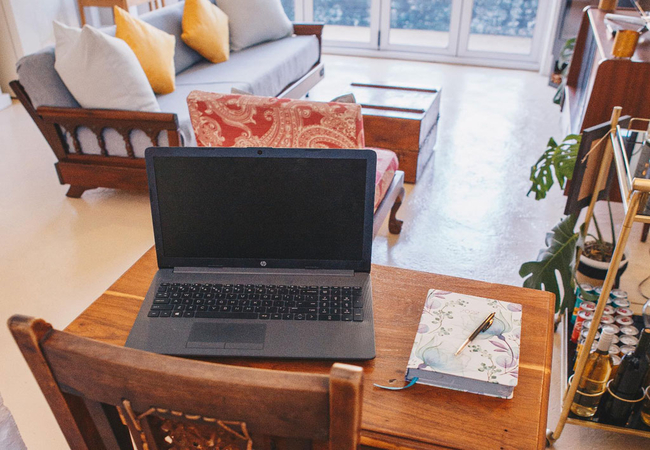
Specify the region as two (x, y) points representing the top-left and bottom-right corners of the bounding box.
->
(1, 55), (648, 449)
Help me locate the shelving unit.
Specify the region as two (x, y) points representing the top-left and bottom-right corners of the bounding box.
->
(546, 108), (650, 444)
(564, 7), (650, 134)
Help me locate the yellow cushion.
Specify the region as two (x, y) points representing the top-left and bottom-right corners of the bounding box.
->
(114, 6), (176, 94)
(181, 0), (230, 63)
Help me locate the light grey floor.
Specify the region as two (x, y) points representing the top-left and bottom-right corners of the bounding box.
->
(1, 55), (648, 449)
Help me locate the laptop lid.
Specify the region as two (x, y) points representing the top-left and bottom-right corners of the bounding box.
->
(145, 147), (376, 273)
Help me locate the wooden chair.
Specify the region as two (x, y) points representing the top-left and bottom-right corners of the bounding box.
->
(8, 315), (364, 450)
(186, 92), (406, 237)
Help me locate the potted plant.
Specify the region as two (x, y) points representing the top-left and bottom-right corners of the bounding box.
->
(576, 201), (628, 288)
(519, 134), (627, 315)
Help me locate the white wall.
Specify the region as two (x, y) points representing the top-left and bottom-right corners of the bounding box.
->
(0, 0), (20, 93)
(0, 0), (79, 93)
(8, 0), (78, 54)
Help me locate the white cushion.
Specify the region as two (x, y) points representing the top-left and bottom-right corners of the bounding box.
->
(216, 0), (293, 51)
(53, 21), (160, 112)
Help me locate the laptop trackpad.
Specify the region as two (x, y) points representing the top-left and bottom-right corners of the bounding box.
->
(186, 323), (266, 349)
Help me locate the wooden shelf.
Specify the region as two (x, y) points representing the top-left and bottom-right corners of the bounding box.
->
(565, 7), (650, 133)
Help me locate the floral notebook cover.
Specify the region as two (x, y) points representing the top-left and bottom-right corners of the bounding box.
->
(406, 289), (522, 399)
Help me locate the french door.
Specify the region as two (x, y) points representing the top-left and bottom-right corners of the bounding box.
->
(281, 0), (548, 68)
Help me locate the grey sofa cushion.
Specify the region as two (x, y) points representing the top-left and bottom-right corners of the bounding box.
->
(217, 0), (293, 52)
(16, 47), (80, 108)
(175, 35), (319, 97)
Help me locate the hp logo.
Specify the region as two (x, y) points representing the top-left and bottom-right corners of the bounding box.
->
(260, 261), (267, 267)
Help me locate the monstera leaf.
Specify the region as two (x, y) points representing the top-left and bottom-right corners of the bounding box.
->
(519, 214), (581, 313)
(528, 134), (580, 200)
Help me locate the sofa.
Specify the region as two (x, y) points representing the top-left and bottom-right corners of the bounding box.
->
(11, 1), (325, 198)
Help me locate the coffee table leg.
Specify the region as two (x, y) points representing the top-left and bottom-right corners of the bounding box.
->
(388, 187), (405, 234)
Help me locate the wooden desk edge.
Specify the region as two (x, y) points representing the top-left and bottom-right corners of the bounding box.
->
(537, 291), (555, 449)
(64, 250), (557, 450)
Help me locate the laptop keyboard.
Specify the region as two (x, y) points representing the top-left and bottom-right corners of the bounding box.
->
(147, 283), (364, 322)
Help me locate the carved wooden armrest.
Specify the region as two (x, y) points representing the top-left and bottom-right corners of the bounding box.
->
(293, 22), (325, 56)
(37, 106), (181, 159)
(293, 23), (324, 37)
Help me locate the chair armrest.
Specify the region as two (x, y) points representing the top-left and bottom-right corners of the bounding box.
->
(37, 106), (181, 158)
(293, 22), (324, 36)
(293, 22), (325, 51)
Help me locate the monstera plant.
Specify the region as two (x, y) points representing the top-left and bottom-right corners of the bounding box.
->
(519, 134), (582, 314)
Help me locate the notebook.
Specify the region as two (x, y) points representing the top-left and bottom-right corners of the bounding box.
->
(124, 147), (377, 360)
(405, 289), (522, 399)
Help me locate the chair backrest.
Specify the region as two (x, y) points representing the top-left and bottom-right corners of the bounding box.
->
(187, 92), (366, 149)
(8, 315), (364, 450)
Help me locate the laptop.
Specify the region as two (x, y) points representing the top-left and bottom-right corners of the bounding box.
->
(125, 146), (377, 359)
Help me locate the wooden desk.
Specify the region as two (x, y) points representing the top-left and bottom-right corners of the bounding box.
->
(66, 248), (554, 449)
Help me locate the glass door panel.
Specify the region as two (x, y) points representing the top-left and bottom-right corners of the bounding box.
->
(287, 0), (548, 67)
(388, 0), (454, 49)
(459, 0), (543, 61)
(312, 0), (376, 46)
(280, 0), (296, 20)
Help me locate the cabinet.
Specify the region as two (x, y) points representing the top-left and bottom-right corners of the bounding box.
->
(565, 7), (650, 134)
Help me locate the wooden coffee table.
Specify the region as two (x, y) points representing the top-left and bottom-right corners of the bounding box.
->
(349, 83), (441, 184)
(65, 248), (554, 449)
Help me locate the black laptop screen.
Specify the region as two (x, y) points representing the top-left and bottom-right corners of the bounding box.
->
(152, 153), (370, 266)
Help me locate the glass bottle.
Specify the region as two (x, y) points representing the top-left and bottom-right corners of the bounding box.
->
(598, 328), (650, 426)
(570, 329), (615, 417)
(642, 387), (650, 427)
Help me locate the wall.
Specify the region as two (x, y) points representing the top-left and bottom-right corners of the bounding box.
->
(0, 0), (20, 93)
(0, 0), (78, 93)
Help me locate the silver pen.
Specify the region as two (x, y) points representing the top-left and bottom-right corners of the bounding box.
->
(454, 312), (496, 356)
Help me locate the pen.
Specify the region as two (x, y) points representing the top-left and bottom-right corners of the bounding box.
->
(454, 312), (496, 356)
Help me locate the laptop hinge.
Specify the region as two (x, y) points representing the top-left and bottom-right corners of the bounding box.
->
(173, 267), (356, 277)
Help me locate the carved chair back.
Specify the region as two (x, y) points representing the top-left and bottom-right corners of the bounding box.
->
(8, 315), (364, 450)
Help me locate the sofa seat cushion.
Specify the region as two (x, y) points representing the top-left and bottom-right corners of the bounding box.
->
(175, 35), (319, 97)
(372, 148), (399, 211)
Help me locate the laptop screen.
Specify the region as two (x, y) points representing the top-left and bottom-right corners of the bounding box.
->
(147, 148), (375, 272)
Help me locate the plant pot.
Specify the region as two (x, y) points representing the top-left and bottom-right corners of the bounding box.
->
(576, 251), (628, 288)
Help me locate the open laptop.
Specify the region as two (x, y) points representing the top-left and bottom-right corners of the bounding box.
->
(125, 147), (376, 359)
